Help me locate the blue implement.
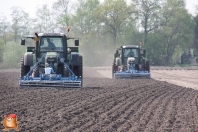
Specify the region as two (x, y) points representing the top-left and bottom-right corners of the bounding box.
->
(114, 63), (151, 79)
(19, 53), (82, 88)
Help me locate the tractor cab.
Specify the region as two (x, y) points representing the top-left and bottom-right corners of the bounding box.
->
(122, 46), (140, 66)
(40, 37), (63, 51)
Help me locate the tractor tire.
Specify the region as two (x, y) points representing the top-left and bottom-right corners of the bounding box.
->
(112, 64), (115, 79)
(32, 66), (39, 77)
(135, 64), (140, 71)
(78, 56), (83, 87)
(20, 56), (30, 78)
(146, 61), (150, 73)
(63, 65), (70, 77)
(57, 64), (63, 75)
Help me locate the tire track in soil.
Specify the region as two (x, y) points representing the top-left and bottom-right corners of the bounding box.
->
(145, 87), (188, 132)
(145, 86), (189, 131)
(161, 95), (183, 131)
(0, 89), (79, 113)
(1, 70), (198, 131)
(76, 83), (166, 131)
(47, 81), (163, 131)
(0, 73), (99, 131)
(12, 89), (96, 129)
(126, 85), (184, 132)
(18, 89), (105, 131)
(48, 82), (154, 131)
(28, 82), (131, 131)
(191, 94), (198, 131)
(47, 89), (131, 131)
(171, 89), (198, 132)
(94, 83), (170, 132)
(20, 86), (104, 130)
(62, 82), (169, 131)
(118, 86), (173, 132)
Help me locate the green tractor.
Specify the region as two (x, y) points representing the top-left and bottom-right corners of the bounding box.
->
(112, 45), (150, 79)
(20, 32), (83, 88)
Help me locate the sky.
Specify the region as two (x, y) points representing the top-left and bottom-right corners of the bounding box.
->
(0, 0), (198, 22)
(0, 0), (55, 21)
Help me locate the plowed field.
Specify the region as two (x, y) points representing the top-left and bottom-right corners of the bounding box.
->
(0, 67), (198, 132)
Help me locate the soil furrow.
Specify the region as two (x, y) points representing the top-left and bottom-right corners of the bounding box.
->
(0, 68), (198, 132)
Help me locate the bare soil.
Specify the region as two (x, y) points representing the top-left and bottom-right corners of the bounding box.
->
(0, 67), (198, 132)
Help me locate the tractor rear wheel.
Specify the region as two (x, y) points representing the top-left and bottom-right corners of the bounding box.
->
(20, 56), (30, 78)
(146, 61), (150, 73)
(78, 56), (83, 87)
(112, 64), (115, 79)
(63, 65), (69, 77)
(32, 66), (39, 77)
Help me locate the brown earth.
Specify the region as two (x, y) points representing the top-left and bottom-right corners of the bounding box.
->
(95, 66), (198, 90)
(0, 67), (198, 132)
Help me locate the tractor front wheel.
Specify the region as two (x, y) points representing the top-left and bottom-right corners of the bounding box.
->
(78, 56), (83, 87)
(112, 64), (115, 79)
(63, 65), (69, 77)
(20, 56), (30, 78)
(146, 61), (150, 73)
(32, 66), (39, 77)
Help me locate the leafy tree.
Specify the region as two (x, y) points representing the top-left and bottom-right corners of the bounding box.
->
(96, 0), (134, 48)
(2, 42), (26, 68)
(0, 15), (9, 44)
(193, 14), (198, 57)
(35, 4), (55, 32)
(119, 19), (143, 47)
(145, 32), (165, 65)
(53, 0), (73, 31)
(132, 0), (163, 46)
(10, 7), (29, 42)
(159, 0), (195, 65)
(0, 39), (4, 62)
(71, 0), (100, 36)
(71, 0), (105, 66)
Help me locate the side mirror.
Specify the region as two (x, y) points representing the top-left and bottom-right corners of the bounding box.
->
(21, 38), (25, 45)
(75, 39), (79, 46)
(143, 49), (146, 54)
(67, 48), (71, 53)
(116, 50), (119, 54)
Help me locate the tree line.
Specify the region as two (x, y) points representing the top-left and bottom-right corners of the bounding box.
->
(0, 0), (198, 68)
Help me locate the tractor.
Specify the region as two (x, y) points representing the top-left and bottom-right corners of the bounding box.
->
(19, 32), (83, 88)
(112, 45), (150, 79)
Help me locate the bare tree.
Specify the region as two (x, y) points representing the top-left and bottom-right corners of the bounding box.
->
(11, 7), (29, 42)
(97, 0), (134, 47)
(132, 0), (163, 45)
(35, 4), (55, 32)
(52, 0), (73, 30)
(0, 15), (9, 44)
(160, 0), (194, 65)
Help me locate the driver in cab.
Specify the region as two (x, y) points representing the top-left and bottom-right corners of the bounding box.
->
(47, 38), (56, 49)
(127, 49), (134, 57)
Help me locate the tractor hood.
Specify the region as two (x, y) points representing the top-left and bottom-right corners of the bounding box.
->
(45, 52), (58, 66)
(45, 52), (57, 58)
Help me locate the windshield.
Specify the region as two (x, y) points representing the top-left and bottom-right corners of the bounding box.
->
(40, 37), (63, 52)
(123, 48), (139, 57)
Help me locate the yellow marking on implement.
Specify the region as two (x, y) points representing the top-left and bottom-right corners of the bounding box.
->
(33, 37), (39, 41)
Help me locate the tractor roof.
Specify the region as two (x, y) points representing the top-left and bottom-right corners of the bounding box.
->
(121, 45), (140, 49)
(38, 33), (66, 37)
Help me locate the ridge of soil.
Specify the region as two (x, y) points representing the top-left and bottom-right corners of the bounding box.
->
(0, 68), (198, 131)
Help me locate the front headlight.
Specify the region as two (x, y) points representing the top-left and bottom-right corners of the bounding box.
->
(45, 63), (49, 67)
(54, 63), (57, 67)
(60, 58), (65, 62)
